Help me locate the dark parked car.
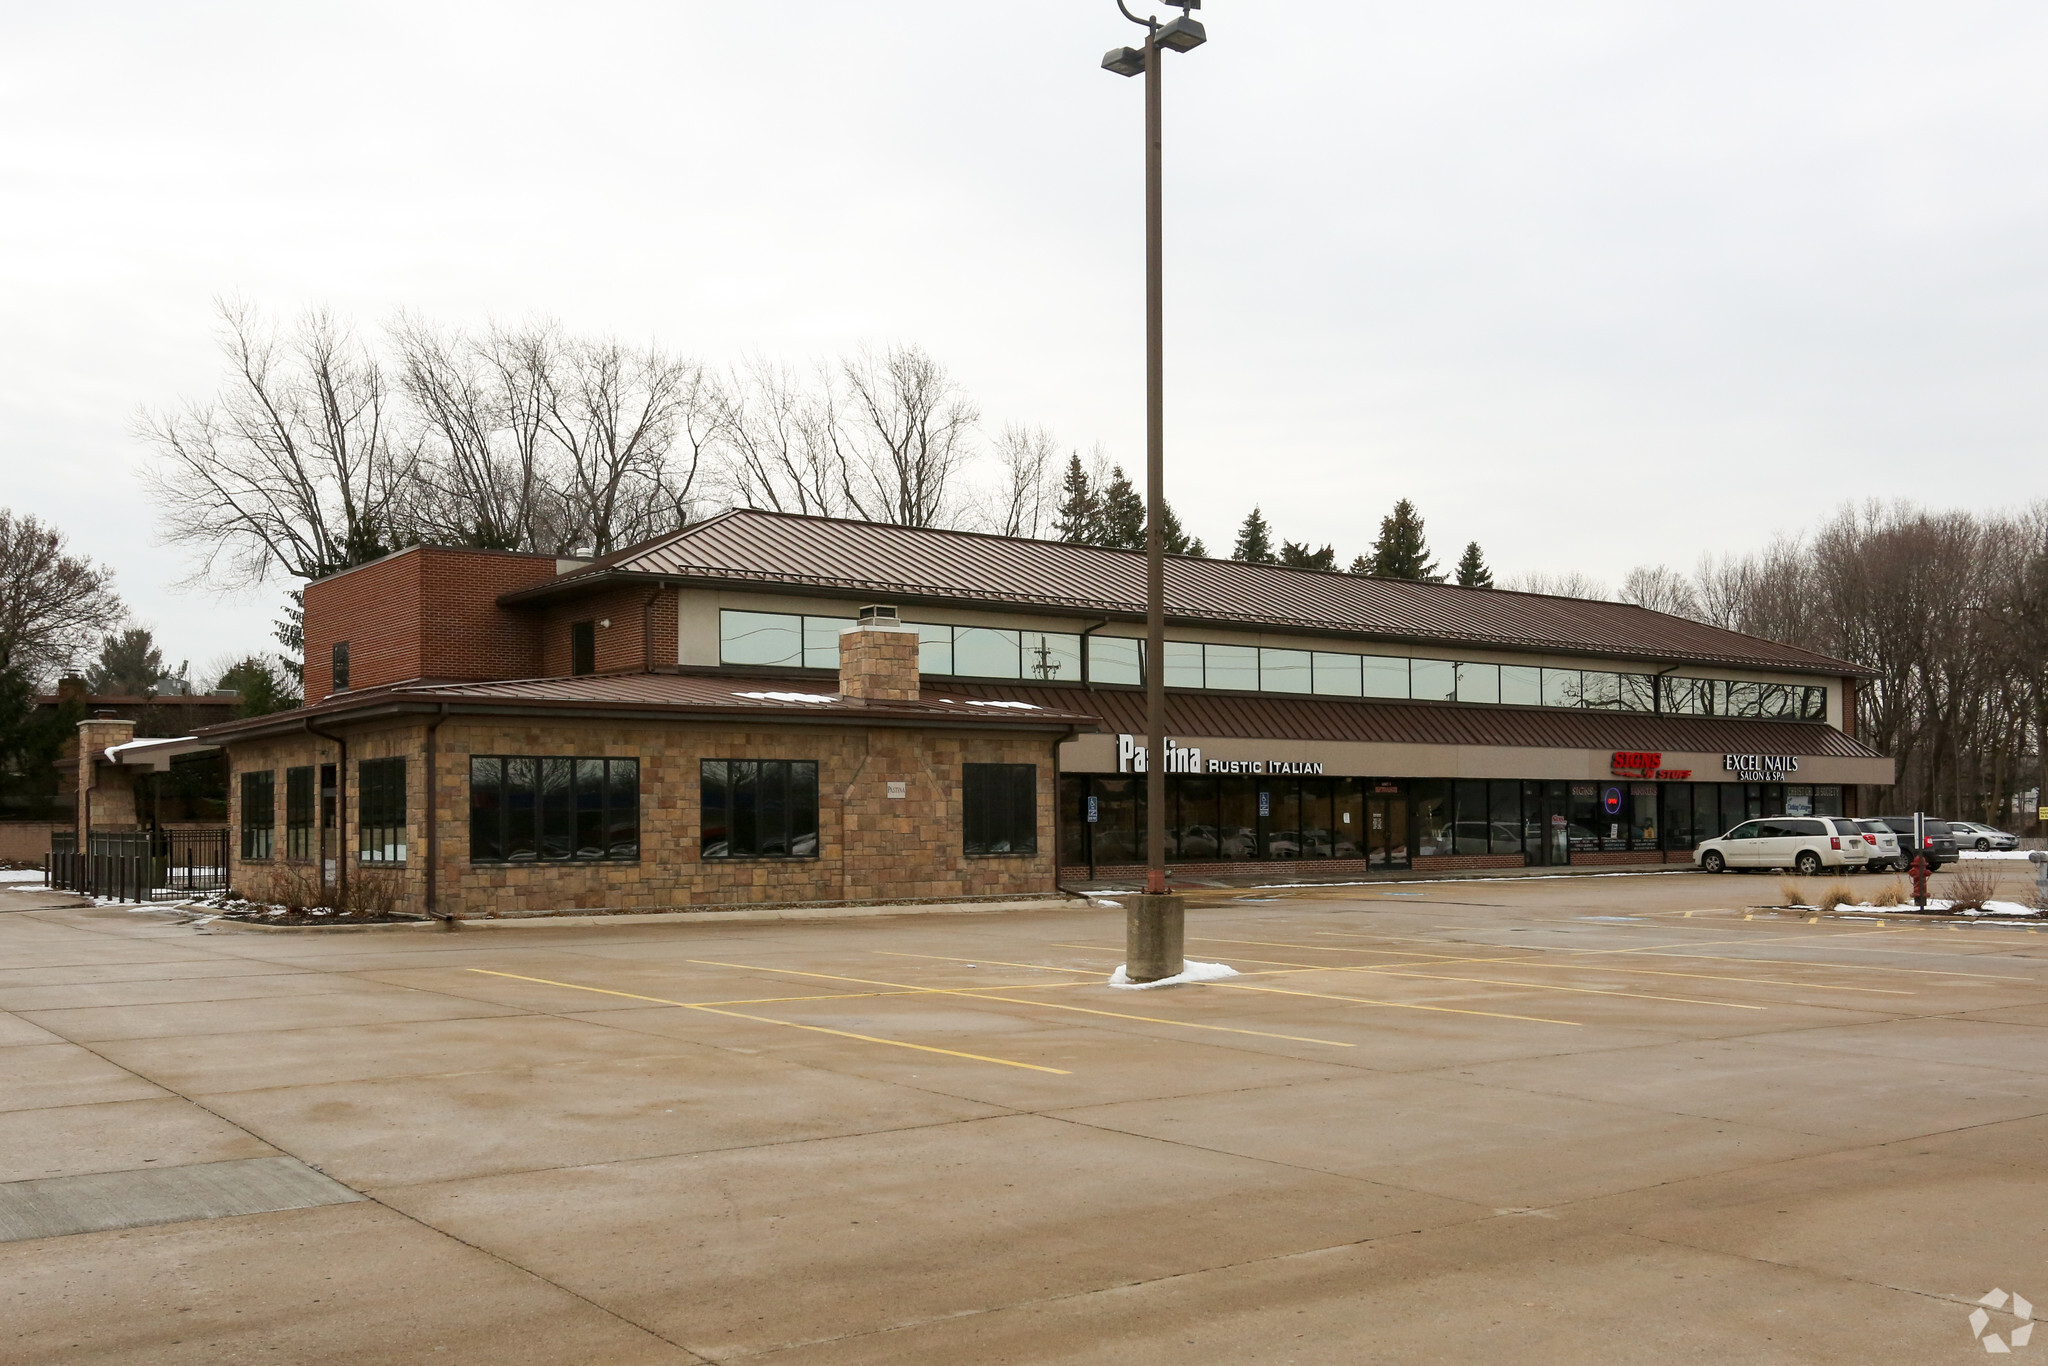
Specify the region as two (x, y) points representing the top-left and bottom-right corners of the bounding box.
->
(1868, 816), (1959, 872)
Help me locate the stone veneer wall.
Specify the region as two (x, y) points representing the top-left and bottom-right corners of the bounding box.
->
(223, 717), (1057, 916)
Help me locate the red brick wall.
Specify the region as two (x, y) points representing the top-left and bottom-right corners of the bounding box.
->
(1412, 854), (1525, 871)
(305, 547), (558, 700)
(539, 585), (677, 676)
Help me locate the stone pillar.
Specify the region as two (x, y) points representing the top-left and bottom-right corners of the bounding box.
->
(838, 607), (920, 702)
(1124, 894), (1185, 983)
(77, 717), (139, 835)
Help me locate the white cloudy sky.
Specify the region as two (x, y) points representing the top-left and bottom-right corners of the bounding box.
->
(3, 2), (2045, 676)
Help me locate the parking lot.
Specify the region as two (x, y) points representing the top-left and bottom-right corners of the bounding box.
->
(5, 869), (2048, 1364)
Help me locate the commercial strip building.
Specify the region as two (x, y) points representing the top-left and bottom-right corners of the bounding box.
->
(136, 510), (1888, 916)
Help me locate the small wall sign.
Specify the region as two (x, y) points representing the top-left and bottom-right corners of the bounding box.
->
(886, 781), (907, 800)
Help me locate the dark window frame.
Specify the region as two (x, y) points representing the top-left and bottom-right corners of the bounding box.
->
(700, 759), (820, 860)
(570, 621), (596, 676)
(358, 757), (407, 864)
(239, 770), (276, 861)
(468, 755), (641, 864)
(284, 765), (315, 861)
(332, 641), (350, 691)
(964, 762), (1038, 856)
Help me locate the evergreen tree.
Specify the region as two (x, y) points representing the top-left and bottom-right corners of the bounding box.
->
(1365, 499), (1440, 581)
(1054, 454), (1098, 544)
(87, 627), (168, 695)
(0, 664), (78, 819)
(1454, 541), (1494, 589)
(1095, 466), (1146, 551)
(1231, 507), (1277, 564)
(215, 656), (302, 718)
(1156, 503), (1205, 557)
(1348, 554), (1371, 575)
(274, 590), (305, 686)
(1278, 541), (1337, 571)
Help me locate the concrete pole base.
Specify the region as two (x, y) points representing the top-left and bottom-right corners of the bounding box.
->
(1123, 894), (1186, 983)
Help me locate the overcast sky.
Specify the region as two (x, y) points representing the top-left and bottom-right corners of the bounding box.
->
(4, 2), (2045, 678)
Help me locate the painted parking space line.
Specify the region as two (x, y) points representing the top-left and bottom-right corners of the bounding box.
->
(464, 969), (1071, 1074)
(1302, 933), (1912, 995)
(682, 959), (1356, 1049)
(1168, 949), (1767, 1011)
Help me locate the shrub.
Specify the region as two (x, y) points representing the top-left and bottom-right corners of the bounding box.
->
(1870, 881), (1906, 908)
(1817, 882), (1856, 911)
(1780, 880), (1809, 908)
(1945, 863), (2005, 913)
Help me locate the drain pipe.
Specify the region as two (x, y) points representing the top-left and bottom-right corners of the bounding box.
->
(424, 704), (453, 927)
(305, 717), (348, 902)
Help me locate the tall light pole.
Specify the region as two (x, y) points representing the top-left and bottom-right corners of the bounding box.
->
(1103, 1), (1204, 982)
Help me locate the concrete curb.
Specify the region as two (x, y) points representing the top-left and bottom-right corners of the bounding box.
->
(198, 895), (1086, 934)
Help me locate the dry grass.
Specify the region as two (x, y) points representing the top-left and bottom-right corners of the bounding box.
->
(1869, 880), (1907, 907)
(1779, 880), (1810, 908)
(1816, 882), (1857, 911)
(1944, 863), (2006, 912)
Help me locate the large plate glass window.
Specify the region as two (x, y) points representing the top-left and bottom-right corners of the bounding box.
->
(803, 617), (850, 670)
(1088, 636), (1142, 686)
(1022, 631), (1081, 682)
(1411, 659), (1456, 702)
(701, 760), (820, 859)
(1312, 652), (1363, 696)
(1161, 640), (1207, 688)
(469, 757), (640, 863)
(720, 611), (803, 668)
(1362, 656), (1409, 699)
(954, 627), (1022, 679)
(963, 763), (1037, 855)
(284, 766), (314, 860)
(239, 770), (275, 861)
(1205, 643), (1258, 691)
(916, 622), (954, 675)
(1542, 669), (1582, 707)
(1260, 648), (1312, 694)
(1455, 662), (1500, 705)
(1619, 675), (1657, 712)
(1501, 665), (1541, 707)
(358, 758), (407, 864)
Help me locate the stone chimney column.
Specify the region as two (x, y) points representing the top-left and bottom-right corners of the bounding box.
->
(77, 716), (140, 836)
(838, 606), (920, 702)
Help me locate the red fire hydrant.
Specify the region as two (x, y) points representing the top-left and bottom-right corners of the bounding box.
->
(1909, 853), (1929, 910)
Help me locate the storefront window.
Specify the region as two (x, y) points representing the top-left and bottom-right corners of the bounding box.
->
(1091, 776), (1143, 864)
(1333, 778), (1365, 858)
(1812, 784), (1843, 817)
(1802, 686), (1827, 720)
(1415, 780), (1451, 857)
(1598, 783), (1630, 851)
(1299, 778), (1334, 857)
(1660, 676), (1700, 715)
(471, 756), (640, 863)
(1501, 666), (1541, 706)
(1313, 652), (1363, 696)
(963, 763), (1037, 855)
(1582, 673), (1621, 710)
(1784, 784), (1814, 817)
(358, 758), (407, 864)
(700, 760), (819, 859)
(1661, 785), (1695, 851)
(954, 627), (1022, 678)
(1453, 779), (1488, 854)
(1261, 648), (1312, 694)
(1217, 778), (1257, 858)
(1630, 783), (1658, 848)
(1490, 781), (1521, 856)
(1542, 669), (1581, 707)
(1725, 682), (1761, 717)
(1456, 662), (1500, 705)
(1412, 659), (1457, 702)
(1089, 635), (1141, 686)
(240, 770), (275, 861)
(1568, 783), (1601, 852)
(1620, 675), (1657, 712)
(1175, 777), (1220, 859)
(1261, 781), (1301, 858)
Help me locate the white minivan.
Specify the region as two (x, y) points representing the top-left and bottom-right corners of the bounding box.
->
(1695, 817), (1873, 876)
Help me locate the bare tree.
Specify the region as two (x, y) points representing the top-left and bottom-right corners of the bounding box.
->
(1618, 564), (1702, 619)
(541, 337), (714, 555)
(0, 509), (124, 678)
(394, 317), (568, 552)
(713, 358), (845, 518)
(1502, 570), (1610, 600)
(979, 423), (1059, 537)
(832, 345), (978, 527)
(138, 302), (416, 585)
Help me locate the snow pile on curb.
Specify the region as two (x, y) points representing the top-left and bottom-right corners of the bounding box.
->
(1108, 960), (1240, 990)
(1795, 899), (2043, 918)
(1959, 850), (2041, 861)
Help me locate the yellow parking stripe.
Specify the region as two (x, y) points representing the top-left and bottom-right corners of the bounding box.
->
(1303, 933), (1910, 995)
(464, 969), (1070, 1074)
(1164, 950), (1765, 1011)
(683, 959), (1354, 1048)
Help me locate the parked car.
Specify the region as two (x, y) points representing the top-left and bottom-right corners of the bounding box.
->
(1853, 820), (1901, 869)
(1695, 816), (1875, 875)
(1868, 816), (1959, 871)
(1948, 821), (2020, 852)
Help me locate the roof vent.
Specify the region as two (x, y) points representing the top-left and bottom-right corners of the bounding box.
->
(857, 604), (900, 626)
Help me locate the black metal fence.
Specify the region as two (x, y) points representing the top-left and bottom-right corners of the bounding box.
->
(46, 828), (231, 901)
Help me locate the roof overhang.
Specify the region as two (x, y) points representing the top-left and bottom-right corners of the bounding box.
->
(102, 736), (220, 770)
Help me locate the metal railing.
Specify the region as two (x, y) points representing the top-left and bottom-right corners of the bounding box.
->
(46, 828), (231, 901)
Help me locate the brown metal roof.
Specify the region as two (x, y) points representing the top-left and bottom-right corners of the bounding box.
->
(511, 509), (1869, 677)
(194, 671), (1098, 741)
(941, 681), (1884, 760)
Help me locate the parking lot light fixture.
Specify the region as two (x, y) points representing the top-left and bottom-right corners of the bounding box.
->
(1100, 0), (1206, 982)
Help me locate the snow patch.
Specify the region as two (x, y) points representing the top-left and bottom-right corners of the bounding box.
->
(962, 699), (1038, 710)
(1108, 960), (1240, 989)
(734, 691), (839, 704)
(0, 870), (48, 884)
(1959, 850), (2038, 861)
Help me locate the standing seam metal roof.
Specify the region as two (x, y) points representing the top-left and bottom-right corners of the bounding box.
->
(520, 510), (1869, 677)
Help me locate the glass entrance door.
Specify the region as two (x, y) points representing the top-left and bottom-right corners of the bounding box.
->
(1366, 798), (1410, 870)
